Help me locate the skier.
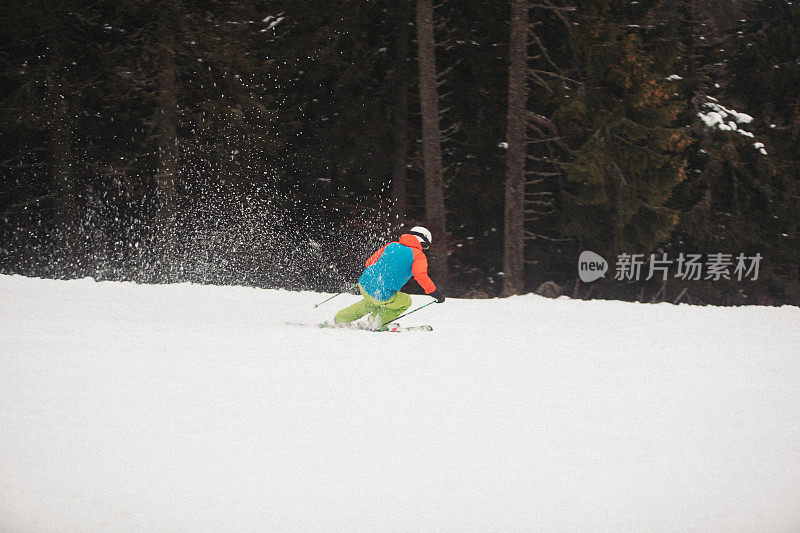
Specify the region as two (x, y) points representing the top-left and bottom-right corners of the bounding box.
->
(331, 226), (445, 330)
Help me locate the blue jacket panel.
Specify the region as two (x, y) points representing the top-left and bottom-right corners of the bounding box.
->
(359, 242), (414, 300)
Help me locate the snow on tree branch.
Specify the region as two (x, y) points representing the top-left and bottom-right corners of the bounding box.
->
(697, 97), (767, 155)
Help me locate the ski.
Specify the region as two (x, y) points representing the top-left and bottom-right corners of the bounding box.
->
(390, 324), (433, 332)
(284, 321), (432, 332)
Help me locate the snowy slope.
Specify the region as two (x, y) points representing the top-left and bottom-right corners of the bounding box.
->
(1, 274), (799, 532)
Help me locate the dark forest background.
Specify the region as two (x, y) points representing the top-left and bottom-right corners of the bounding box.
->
(1, 0), (798, 305)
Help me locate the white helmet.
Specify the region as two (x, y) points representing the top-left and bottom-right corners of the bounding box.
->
(408, 226), (432, 249)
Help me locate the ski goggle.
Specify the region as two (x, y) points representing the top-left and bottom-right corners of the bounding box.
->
(409, 231), (431, 251)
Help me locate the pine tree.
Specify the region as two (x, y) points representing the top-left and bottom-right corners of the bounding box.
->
(680, 0), (800, 303)
(558, 1), (688, 260)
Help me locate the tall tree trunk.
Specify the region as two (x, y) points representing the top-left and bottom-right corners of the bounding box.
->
(391, 3), (410, 222)
(416, 0), (449, 289)
(502, 0), (528, 296)
(155, 0), (178, 232)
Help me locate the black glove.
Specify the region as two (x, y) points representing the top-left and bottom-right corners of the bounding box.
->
(430, 290), (446, 303)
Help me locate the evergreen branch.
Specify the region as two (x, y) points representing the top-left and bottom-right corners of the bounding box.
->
(526, 71), (554, 94)
(530, 1), (575, 28)
(524, 177), (546, 185)
(441, 121), (461, 135)
(525, 155), (557, 163)
(524, 231), (570, 242)
(526, 171), (562, 177)
(529, 68), (583, 85)
(527, 25), (564, 74)
(527, 112), (575, 154)
(2, 193), (58, 215)
(527, 136), (565, 144)
(437, 62), (459, 81)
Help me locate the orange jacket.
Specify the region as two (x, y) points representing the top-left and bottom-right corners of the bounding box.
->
(362, 233), (436, 296)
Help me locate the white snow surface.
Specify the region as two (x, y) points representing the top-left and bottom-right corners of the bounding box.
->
(2, 275), (800, 531)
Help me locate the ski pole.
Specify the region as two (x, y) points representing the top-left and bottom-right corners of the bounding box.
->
(313, 284), (356, 308)
(380, 300), (437, 329)
(313, 292), (344, 308)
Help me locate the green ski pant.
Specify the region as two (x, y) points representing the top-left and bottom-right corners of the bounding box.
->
(334, 285), (412, 326)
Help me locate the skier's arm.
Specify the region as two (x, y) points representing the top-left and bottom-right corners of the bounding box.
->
(365, 244), (389, 267)
(411, 251), (437, 294)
